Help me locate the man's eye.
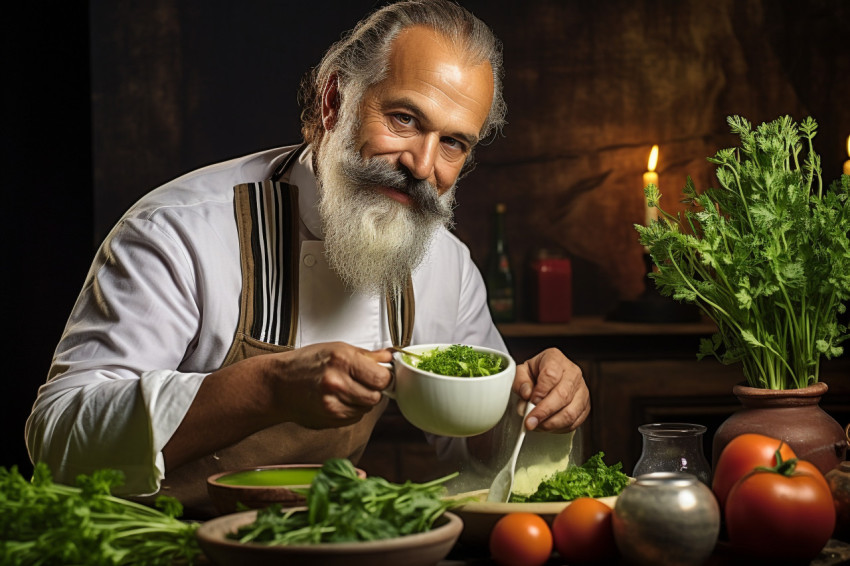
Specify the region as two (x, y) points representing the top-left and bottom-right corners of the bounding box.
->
(393, 114), (414, 126)
(442, 137), (465, 152)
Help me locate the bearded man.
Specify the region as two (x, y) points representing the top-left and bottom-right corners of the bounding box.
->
(26, 0), (590, 518)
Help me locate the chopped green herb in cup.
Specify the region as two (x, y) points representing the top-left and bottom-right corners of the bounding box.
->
(413, 345), (505, 377)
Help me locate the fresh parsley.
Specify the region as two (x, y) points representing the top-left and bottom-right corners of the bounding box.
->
(509, 452), (629, 503)
(229, 458), (459, 545)
(413, 344), (505, 377)
(636, 115), (850, 389)
(0, 462), (201, 565)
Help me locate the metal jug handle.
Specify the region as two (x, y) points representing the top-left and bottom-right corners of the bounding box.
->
(837, 423), (850, 460)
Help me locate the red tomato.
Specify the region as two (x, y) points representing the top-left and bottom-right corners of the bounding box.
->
(551, 497), (617, 564)
(712, 433), (796, 510)
(489, 512), (553, 566)
(795, 458), (832, 493)
(725, 463), (836, 562)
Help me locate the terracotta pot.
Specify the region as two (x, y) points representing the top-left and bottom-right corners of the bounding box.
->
(712, 382), (848, 476)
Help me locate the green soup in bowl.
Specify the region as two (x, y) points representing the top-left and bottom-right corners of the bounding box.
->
(207, 464), (367, 515)
(215, 468), (321, 487)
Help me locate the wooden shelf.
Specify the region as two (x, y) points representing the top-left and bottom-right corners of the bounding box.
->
(496, 316), (718, 363)
(497, 316), (717, 338)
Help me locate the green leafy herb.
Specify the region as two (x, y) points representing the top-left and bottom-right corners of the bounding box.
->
(229, 458), (458, 545)
(509, 452), (629, 503)
(0, 462), (201, 565)
(636, 115), (850, 389)
(413, 344), (504, 377)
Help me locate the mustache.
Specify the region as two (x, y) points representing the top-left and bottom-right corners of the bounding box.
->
(340, 155), (448, 216)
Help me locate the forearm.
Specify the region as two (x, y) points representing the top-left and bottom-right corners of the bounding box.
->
(163, 343), (395, 472)
(162, 355), (281, 471)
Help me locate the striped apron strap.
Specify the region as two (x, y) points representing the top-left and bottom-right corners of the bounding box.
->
(223, 180), (299, 365)
(385, 274), (415, 348)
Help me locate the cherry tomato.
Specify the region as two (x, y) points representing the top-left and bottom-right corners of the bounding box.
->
(551, 497), (617, 564)
(712, 433), (796, 510)
(726, 462), (835, 562)
(489, 512), (553, 566)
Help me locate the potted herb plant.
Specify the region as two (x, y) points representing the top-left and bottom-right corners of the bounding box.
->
(635, 115), (850, 474)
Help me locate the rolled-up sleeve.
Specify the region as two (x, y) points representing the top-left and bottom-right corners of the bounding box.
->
(26, 213), (223, 495)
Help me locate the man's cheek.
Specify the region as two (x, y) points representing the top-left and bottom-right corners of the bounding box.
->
(435, 171), (461, 194)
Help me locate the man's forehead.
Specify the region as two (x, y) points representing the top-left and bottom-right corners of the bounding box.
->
(378, 25), (494, 136)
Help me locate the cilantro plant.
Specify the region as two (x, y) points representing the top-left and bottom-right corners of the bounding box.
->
(0, 462), (201, 565)
(413, 344), (505, 377)
(636, 115), (850, 389)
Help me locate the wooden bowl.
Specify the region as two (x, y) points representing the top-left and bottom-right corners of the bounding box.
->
(206, 464), (366, 515)
(196, 508), (463, 566)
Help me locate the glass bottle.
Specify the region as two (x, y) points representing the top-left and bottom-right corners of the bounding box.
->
(632, 423), (711, 485)
(486, 203), (516, 322)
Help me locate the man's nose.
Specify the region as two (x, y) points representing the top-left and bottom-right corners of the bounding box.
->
(399, 134), (439, 182)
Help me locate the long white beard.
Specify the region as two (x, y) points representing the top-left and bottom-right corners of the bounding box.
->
(315, 113), (456, 295)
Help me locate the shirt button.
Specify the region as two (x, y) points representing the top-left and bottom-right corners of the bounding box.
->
(303, 254), (316, 267)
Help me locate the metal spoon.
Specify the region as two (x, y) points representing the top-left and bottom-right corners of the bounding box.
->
(487, 402), (536, 502)
(389, 346), (422, 359)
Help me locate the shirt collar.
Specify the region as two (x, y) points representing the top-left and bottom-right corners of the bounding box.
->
(288, 145), (324, 240)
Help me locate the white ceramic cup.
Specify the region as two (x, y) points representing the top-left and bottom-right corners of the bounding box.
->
(381, 344), (516, 437)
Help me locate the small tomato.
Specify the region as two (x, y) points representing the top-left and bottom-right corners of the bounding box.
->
(712, 432), (796, 509)
(552, 497), (617, 563)
(725, 452), (836, 562)
(489, 512), (553, 566)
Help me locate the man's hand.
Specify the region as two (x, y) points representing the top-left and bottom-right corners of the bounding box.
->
(268, 342), (393, 429)
(512, 348), (590, 433)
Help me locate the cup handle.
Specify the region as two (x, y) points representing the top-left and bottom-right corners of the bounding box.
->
(378, 362), (396, 400)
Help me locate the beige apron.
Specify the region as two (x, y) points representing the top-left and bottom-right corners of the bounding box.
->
(155, 148), (414, 518)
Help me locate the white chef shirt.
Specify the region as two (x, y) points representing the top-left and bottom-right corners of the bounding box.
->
(25, 145), (506, 495)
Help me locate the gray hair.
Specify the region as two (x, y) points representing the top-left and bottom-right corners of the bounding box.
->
(299, 0), (506, 150)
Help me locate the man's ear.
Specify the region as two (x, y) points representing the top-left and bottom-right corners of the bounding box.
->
(321, 74), (340, 131)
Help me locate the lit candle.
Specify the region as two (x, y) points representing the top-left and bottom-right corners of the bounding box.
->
(844, 135), (850, 176)
(643, 144), (659, 226)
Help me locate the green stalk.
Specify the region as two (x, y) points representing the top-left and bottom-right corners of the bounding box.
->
(664, 248), (771, 387)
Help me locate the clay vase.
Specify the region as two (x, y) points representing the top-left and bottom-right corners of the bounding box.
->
(712, 382), (848, 476)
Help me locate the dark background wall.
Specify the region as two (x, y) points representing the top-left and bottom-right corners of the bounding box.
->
(5, 4), (92, 476)
(5, 0), (850, 475)
(88, 0), (850, 310)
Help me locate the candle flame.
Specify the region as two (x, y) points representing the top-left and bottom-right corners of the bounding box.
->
(846, 135), (850, 158)
(647, 145), (659, 172)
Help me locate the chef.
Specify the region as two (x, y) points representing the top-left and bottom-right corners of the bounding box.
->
(26, 0), (590, 518)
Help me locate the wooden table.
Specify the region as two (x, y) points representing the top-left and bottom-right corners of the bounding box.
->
(436, 538), (850, 565)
